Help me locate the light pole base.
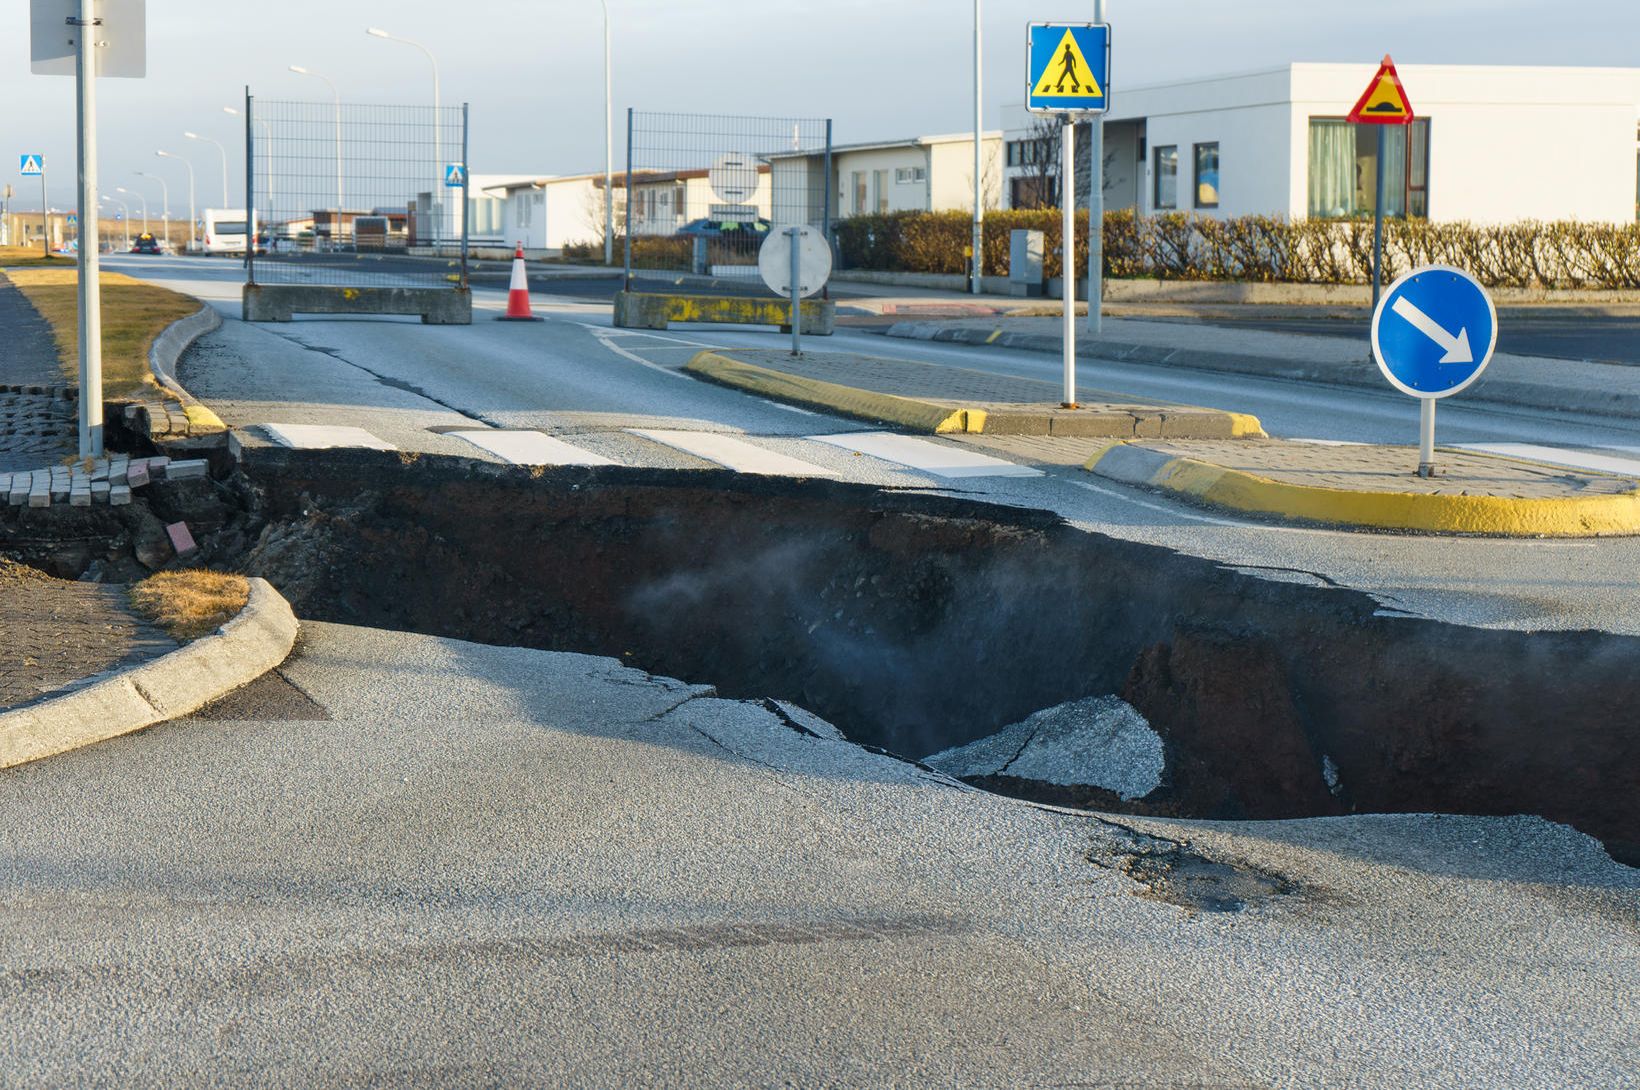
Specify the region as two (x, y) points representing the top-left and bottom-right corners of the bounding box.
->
(1417, 462), (1439, 479)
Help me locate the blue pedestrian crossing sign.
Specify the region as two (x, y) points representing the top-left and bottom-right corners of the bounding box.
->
(1371, 265), (1498, 399)
(19, 154), (44, 175)
(444, 163), (467, 188)
(1027, 24), (1109, 114)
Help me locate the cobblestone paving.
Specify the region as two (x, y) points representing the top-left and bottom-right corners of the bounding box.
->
(0, 560), (176, 712)
(0, 275), (75, 472)
(1143, 439), (1640, 499)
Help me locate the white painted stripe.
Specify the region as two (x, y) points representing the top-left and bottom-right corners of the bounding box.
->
(807, 432), (1043, 479)
(448, 430), (618, 466)
(628, 429), (840, 477)
(1456, 443), (1640, 478)
(259, 423), (396, 451)
(1289, 437), (1368, 447)
(587, 329), (691, 380)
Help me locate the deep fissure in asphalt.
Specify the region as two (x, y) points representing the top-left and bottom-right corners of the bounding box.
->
(3, 448), (1636, 865)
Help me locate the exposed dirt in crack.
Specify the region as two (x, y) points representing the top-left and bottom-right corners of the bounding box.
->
(2, 446), (1637, 867)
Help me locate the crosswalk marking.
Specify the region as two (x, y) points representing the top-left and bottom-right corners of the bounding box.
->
(259, 423), (396, 451)
(807, 432), (1043, 479)
(1456, 443), (1640, 478)
(627, 429), (841, 477)
(448, 429), (618, 466)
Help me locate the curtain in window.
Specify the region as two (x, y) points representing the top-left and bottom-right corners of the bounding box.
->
(1381, 127), (1408, 218)
(1307, 120), (1354, 217)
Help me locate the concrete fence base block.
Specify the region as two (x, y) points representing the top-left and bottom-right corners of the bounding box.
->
(243, 285), (472, 325)
(613, 290), (834, 335)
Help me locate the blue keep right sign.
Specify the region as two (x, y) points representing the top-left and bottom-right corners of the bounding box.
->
(1371, 265), (1497, 398)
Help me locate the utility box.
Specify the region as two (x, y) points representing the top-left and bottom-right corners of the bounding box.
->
(1009, 229), (1044, 298)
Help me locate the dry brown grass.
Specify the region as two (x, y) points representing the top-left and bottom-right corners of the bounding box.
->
(129, 570), (250, 642)
(0, 245), (75, 269)
(2, 267), (201, 399)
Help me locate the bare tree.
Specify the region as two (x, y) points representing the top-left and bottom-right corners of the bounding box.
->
(1014, 115), (1060, 210)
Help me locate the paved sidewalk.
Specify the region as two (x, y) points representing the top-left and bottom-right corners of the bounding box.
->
(0, 559), (175, 712)
(0, 275), (74, 473)
(872, 312), (1640, 419)
(1085, 437), (1640, 536)
(688, 348), (1264, 439)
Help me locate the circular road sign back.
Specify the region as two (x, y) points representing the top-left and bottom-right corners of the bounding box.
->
(758, 226), (832, 298)
(708, 152), (760, 204)
(1371, 265), (1497, 399)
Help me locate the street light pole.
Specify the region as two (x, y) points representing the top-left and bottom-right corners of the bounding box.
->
(366, 29), (443, 248)
(602, 0), (614, 265)
(116, 186), (146, 233)
(184, 131), (230, 206)
(155, 150), (196, 250)
(290, 66), (343, 244)
(135, 170), (169, 249)
(1086, 0), (1106, 335)
(971, 0), (982, 295)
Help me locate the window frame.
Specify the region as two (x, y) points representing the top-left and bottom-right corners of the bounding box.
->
(1306, 116), (1431, 220)
(1192, 142), (1220, 210)
(1153, 145), (1178, 210)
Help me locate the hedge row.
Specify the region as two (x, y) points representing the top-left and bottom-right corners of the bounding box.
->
(832, 209), (1640, 289)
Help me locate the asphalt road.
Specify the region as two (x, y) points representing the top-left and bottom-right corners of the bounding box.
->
(1194, 313), (1640, 366)
(111, 253), (1640, 636)
(2, 621), (1632, 1086)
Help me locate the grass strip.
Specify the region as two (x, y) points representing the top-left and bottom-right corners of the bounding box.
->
(3, 267), (200, 399)
(129, 570), (250, 642)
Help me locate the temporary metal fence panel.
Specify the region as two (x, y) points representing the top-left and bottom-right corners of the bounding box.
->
(243, 95), (469, 318)
(623, 111), (831, 296)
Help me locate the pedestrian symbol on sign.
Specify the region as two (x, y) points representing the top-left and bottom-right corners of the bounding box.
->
(19, 155), (44, 176)
(444, 163), (467, 188)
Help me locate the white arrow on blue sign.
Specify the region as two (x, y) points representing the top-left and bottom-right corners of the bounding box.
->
(19, 154), (44, 175)
(1371, 265), (1497, 399)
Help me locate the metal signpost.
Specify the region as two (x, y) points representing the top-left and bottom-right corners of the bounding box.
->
(31, 0), (146, 460)
(20, 155), (47, 256)
(1370, 265), (1498, 477)
(757, 226), (831, 358)
(1346, 55), (1414, 315)
(1026, 22), (1109, 408)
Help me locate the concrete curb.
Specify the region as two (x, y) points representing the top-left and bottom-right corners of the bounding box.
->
(1086, 442), (1640, 537)
(0, 578), (299, 769)
(686, 350), (1265, 439)
(880, 321), (1640, 422)
(117, 303), (229, 443)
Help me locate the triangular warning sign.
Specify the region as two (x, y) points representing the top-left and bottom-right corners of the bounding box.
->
(1347, 56), (1414, 124)
(1032, 29), (1103, 100)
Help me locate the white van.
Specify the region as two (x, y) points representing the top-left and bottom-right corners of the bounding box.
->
(202, 208), (257, 255)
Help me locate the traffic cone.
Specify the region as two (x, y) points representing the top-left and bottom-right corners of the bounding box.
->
(495, 242), (542, 321)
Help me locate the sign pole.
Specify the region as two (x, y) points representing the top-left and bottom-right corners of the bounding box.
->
(1086, 0), (1105, 336)
(73, 0), (103, 459)
(40, 170), (49, 257)
(1418, 398), (1436, 478)
(1371, 124), (1386, 315)
(1061, 115), (1076, 407)
(788, 226), (802, 357)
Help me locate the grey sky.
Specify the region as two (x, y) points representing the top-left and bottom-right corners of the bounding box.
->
(3, 0), (1634, 212)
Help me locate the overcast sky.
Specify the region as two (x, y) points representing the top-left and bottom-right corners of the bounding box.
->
(4, 0), (1635, 212)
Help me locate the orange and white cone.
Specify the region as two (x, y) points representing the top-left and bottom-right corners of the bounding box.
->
(495, 242), (542, 321)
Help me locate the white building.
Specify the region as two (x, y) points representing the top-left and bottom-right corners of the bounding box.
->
(769, 133), (1003, 226)
(486, 173), (616, 255)
(1002, 63), (1640, 224)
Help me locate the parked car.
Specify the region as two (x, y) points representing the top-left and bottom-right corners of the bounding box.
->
(131, 233), (161, 255)
(674, 217), (771, 239)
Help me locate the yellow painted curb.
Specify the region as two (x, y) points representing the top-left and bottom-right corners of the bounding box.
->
(1086, 443), (1640, 537)
(687, 351), (973, 433)
(182, 403), (227, 434)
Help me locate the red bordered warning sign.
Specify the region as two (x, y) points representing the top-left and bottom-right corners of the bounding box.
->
(1347, 55), (1414, 125)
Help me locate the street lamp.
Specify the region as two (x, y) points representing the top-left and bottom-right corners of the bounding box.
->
(116, 185), (146, 234)
(134, 170), (169, 250)
(155, 150), (196, 251)
(290, 65), (344, 244)
(101, 195), (131, 249)
(184, 130), (230, 206)
(365, 27), (443, 248)
(600, 1), (613, 265)
(224, 105), (273, 214)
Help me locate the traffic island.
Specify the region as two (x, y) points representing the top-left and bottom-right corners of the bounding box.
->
(686, 348), (1266, 439)
(1088, 438), (1640, 536)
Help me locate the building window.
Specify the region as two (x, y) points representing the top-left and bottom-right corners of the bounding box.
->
(1153, 145), (1178, 210)
(852, 171), (867, 215)
(1193, 143), (1220, 209)
(873, 169), (889, 213)
(1307, 118), (1430, 219)
(895, 167), (927, 184)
